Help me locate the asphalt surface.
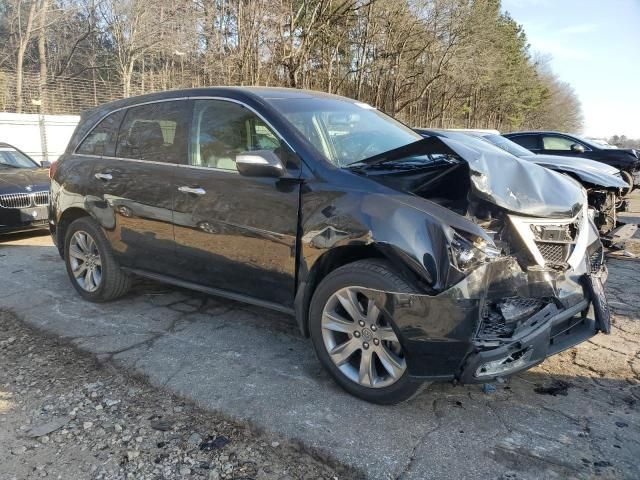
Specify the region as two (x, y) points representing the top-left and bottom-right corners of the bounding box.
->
(2, 193), (640, 479)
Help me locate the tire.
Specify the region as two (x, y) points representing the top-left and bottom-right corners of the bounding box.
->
(64, 216), (131, 302)
(620, 170), (634, 196)
(309, 259), (422, 404)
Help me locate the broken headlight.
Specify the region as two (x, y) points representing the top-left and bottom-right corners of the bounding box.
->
(450, 231), (501, 272)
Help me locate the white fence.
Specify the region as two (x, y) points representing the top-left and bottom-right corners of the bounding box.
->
(0, 112), (80, 164)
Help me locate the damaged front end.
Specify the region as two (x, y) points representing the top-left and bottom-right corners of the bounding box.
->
(343, 136), (611, 383)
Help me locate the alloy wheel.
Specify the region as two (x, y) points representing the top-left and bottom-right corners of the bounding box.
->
(321, 287), (406, 388)
(68, 230), (103, 292)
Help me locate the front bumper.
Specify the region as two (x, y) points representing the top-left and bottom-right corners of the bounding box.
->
(0, 205), (49, 234)
(364, 243), (608, 383)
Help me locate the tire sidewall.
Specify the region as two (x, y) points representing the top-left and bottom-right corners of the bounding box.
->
(309, 263), (421, 404)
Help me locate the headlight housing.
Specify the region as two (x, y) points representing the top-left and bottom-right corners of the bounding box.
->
(450, 231), (501, 272)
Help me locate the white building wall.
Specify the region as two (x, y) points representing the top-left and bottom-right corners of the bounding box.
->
(0, 112), (80, 164)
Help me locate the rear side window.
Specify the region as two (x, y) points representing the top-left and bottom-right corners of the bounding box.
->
(116, 100), (190, 163)
(76, 110), (125, 156)
(510, 134), (539, 150)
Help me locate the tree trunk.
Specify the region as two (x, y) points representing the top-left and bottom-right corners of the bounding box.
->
(16, 1), (38, 113)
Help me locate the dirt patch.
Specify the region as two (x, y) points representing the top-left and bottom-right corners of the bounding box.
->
(0, 310), (350, 480)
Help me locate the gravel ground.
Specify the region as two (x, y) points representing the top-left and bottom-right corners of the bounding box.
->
(0, 311), (348, 480)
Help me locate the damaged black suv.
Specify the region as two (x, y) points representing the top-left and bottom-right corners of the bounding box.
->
(50, 88), (610, 404)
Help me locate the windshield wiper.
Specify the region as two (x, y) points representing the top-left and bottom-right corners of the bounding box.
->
(347, 136), (459, 168)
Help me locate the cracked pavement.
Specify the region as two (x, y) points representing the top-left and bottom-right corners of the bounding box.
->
(1, 230), (639, 479)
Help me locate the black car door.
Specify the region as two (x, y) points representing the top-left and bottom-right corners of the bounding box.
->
(80, 99), (191, 274)
(171, 99), (301, 308)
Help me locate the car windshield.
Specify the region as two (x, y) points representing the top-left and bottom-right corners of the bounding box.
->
(269, 98), (421, 166)
(481, 134), (533, 157)
(0, 147), (38, 168)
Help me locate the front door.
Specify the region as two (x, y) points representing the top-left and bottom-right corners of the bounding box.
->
(172, 99), (301, 308)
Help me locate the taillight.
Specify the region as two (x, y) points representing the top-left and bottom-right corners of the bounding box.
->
(49, 161), (58, 179)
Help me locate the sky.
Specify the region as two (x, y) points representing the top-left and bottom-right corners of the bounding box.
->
(501, 0), (640, 139)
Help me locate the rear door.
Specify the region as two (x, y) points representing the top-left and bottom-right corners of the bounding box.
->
(172, 99), (301, 307)
(81, 99), (191, 274)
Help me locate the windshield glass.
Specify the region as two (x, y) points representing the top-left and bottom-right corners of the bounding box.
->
(0, 147), (38, 168)
(481, 134), (533, 157)
(269, 98), (421, 166)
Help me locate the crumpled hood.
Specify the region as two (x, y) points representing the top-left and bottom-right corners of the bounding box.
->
(0, 168), (49, 193)
(358, 136), (586, 219)
(521, 154), (627, 189)
(440, 138), (585, 218)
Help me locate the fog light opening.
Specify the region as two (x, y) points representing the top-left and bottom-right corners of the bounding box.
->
(475, 347), (533, 378)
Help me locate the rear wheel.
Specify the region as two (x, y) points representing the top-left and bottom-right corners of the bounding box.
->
(309, 260), (422, 404)
(64, 217), (131, 302)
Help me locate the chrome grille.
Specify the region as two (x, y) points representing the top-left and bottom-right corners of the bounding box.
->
(0, 191), (50, 208)
(32, 191), (50, 206)
(535, 242), (569, 265)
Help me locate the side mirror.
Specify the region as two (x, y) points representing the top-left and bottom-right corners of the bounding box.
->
(236, 150), (285, 177)
(40, 160), (51, 169)
(571, 143), (585, 153)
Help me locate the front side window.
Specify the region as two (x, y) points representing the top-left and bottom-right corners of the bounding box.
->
(267, 98), (421, 167)
(190, 100), (281, 171)
(116, 101), (189, 163)
(542, 135), (580, 151)
(77, 110), (125, 156)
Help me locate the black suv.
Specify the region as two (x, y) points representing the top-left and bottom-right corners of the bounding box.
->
(504, 131), (640, 188)
(50, 88), (610, 404)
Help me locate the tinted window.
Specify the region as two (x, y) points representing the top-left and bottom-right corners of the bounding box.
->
(116, 101), (189, 163)
(543, 135), (578, 151)
(190, 100), (281, 171)
(509, 134), (539, 150)
(77, 110), (125, 156)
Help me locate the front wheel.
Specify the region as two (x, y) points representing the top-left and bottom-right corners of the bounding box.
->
(620, 170), (634, 196)
(309, 260), (422, 404)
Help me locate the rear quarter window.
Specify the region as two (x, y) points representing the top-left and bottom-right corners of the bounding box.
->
(76, 110), (125, 156)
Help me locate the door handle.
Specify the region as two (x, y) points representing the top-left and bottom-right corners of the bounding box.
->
(178, 186), (206, 195)
(94, 172), (113, 181)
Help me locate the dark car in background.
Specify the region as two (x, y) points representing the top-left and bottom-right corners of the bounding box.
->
(439, 130), (629, 234)
(0, 143), (50, 235)
(50, 88), (610, 404)
(503, 131), (640, 189)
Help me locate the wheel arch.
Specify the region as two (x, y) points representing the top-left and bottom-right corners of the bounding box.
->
(294, 243), (425, 338)
(55, 207), (91, 258)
